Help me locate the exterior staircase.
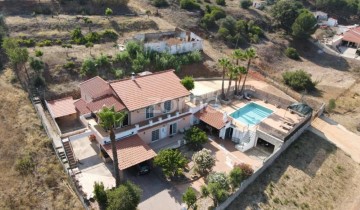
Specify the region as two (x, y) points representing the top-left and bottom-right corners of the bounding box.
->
(62, 139), (77, 169)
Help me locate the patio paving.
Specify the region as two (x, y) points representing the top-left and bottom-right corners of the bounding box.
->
(149, 133), (185, 152)
(174, 137), (263, 194)
(71, 137), (115, 199)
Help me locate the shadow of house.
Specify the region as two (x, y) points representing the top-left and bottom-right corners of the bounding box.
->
(227, 130), (337, 209)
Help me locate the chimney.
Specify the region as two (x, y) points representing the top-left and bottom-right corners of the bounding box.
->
(131, 72), (135, 80)
(223, 111), (228, 123)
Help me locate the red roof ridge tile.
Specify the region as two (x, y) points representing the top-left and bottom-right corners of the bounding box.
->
(47, 96), (74, 103)
(79, 76), (108, 85)
(108, 69), (175, 84)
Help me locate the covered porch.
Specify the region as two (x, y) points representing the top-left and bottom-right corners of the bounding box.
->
(102, 134), (157, 171)
(46, 97), (86, 136)
(149, 133), (185, 152)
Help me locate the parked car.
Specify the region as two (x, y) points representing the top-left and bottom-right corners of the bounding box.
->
(137, 161), (151, 175)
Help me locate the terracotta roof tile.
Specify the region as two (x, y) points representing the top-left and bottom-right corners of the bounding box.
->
(110, 70), (190, 111)
(103, 134), (157, 170)
(74, 99), (91, 115)
(194, 106), (229, 129)
(87, 95), (125, 112)
(343, 27), (360, 44)
(80, 76), (110, 100)
(46, 97), (77, 118)
(74, 95), (126, 115)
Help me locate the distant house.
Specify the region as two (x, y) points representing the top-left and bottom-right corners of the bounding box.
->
(342, 26), (360, 48)
(313, 11), (328, 21)
(252, 0), (265, 9)
(132, 28), (203, 54)
(326, 18), (338, 27)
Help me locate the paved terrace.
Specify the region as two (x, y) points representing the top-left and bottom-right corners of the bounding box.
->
(220, 99), (303, 140)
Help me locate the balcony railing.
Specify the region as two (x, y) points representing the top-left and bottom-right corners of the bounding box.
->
(86, 107), (191, 144)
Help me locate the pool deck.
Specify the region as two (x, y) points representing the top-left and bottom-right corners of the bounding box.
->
(220, 99), (303, 138)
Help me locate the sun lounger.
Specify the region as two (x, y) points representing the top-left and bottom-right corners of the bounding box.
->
(280, 124), (292, 131)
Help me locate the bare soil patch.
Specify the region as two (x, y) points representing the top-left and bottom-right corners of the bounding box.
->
(0, 68), (82, 209)
(227, 131), (360, 210)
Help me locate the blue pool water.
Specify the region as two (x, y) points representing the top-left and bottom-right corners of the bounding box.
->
(230, 102), (273, 126)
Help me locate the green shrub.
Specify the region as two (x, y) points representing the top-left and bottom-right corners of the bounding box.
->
(216, 0), (226, 6)
(55, 39), (62, 45)
(85, 32), (101, 43)
(181, 76), (195, 90)
(113, 68), (124, 79)
(131, 52), (150, 72)
(81, 58), (98, 76)
(187, 50), (202, 63)
(18, 38), (36, 47)
(285, 47), (300, 60)
(15, 155), (35, 175)
(106, 181), (142, 210)
(154, 149), (188, 178)
(63, 61), (75, 69)
(101, 29), (118, 40)
(328, 99), (336, 111)
(207, 172), (230, 190)
(180, 0), (201, 10)
(33, 75), (46, 87)
(201, 6), (226, 28)
(152, 0), (169, 7)
(282, 70), (316, 92)
(229, 167), (243, 190)
(71, 27), (86, 45)
(182, 187), (197, 209)
(35, 49), (43, 57)
(235, 163), (254, 178)
(93, 182), (107, 207)
(95, 53), (111, 68)
(126, 41), (142, 58)
(37, 40), (52, 47)
(184, 126), (208, 150)
(240, 0), (252, 9)
(114, 51), (130, 64)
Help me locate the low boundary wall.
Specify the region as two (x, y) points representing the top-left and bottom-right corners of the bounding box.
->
(216, 117), (312, 209)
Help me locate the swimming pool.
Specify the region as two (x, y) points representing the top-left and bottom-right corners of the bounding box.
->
(230, 102), (273, 126)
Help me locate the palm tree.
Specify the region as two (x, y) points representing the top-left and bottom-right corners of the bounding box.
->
(232, 49), (246, 95)
(239, 48), (257, 94)
(98, 106), (127, 187)
(232, 65), (247, 97)
(218, 58), (231, 100)
(225, 64), (235, 100)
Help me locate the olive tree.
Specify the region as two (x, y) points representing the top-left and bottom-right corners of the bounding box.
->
(192, 148), (215, 176)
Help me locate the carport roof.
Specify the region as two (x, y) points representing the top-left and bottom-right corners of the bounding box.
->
(46, 97), (77, 118)
(103, 134), (157, 170)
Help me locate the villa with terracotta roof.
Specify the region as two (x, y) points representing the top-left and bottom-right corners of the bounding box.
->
(45, 70), (315, 202)
(46, 70), (198, 172)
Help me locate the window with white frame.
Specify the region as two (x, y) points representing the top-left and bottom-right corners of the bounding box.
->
(146, 105), (154, 119)
(151, 129), (160, 141)
(164, 100), (172, 113)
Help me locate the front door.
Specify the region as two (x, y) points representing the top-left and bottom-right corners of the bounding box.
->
(160, 127), (167, 139)
(225, 127), (233, 139)
(169, 123), (177, 135)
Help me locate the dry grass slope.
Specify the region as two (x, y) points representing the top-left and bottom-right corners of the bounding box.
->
(0, 69), (82, 209)
(227, 131), (360, 210)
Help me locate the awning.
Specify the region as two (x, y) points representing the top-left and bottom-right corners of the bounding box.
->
(46, 97), (77, 118)
(103, 134), (157, 170)
(194, 106), (229, 130)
